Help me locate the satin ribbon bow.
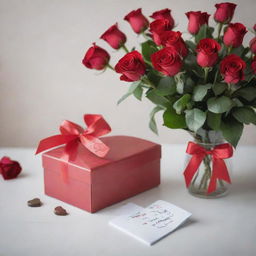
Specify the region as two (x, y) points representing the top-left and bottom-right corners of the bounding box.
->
(36, 114), (111, 159)
(183, 142), (233, 194)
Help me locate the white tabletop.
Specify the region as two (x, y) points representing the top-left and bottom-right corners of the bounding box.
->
(0, 145), (255, 256)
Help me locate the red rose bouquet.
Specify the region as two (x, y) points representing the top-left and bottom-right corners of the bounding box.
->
(82, 3), (256, 197)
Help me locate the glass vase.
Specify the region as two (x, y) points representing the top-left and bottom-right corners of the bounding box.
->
(186, 129), (232, 198)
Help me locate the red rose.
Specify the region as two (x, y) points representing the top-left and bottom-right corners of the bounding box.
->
(251, 56), (256, 74)
(82, 43), (110, 70)
(124, 8), (149, 34)
(151, 46), (182, 76)
(100, 23), (126, 49)
(149, 19), (172, 45)
(186, 11), (210, 35)
(0, 156), (22, 180)
(249, 37), (256, 54)
(150, 9), (175, 29)
(214, 2), (237, 23)
(220, 54), (246, 84)
(160, 31), (188, 57)
(115, 51), (146, 82)
(196, 38), (221, 67)
(223, 23), (247, 48)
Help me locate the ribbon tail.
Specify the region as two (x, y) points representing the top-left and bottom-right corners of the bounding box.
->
(80, 135), (110, 157)
(35, 134), (78, 154)
(183, 154), (205, 188)
(207, 158), (231, 194)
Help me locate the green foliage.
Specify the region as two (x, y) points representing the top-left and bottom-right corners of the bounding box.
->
(141, 40), (158, 63)
(185, 108), (207, 132)
(207, 112), (221, 130)
(207, 96), (233, 113)
(149, 106), (164, 134)
(193, 84), (211, 101)
(146, 89), (170, 107)
(155, 77), (176, 96)
(232, 107), (256, 125)
(212, 83), (227, 96)
(233, 87), (256, 102)
(195, 25), (214, 44)
(117, 81), (142, 105)
(133, 86), (143, 100)
(173, 94), (191, 114)
(163, 108), (187, 129)
(220, 117), (244, 148)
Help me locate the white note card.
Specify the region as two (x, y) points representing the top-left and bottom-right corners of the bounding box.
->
(109, 200), (192, 246)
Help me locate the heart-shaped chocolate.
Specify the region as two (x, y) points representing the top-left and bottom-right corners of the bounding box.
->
(54, 206), (68, 216)
(27, 198), (42, 207)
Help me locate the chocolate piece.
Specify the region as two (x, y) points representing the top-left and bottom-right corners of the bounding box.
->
(27, 198), (42, 207)
(54, 206), (68, 216)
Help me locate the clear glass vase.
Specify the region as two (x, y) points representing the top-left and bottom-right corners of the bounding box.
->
(186, 129), (232, 198)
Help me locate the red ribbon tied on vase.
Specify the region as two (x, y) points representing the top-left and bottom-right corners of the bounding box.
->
(36, 114), (111, 159)
(183, 142), (233, 194)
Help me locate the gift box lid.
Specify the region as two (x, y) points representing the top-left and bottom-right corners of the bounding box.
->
(42, 136), (161, 182)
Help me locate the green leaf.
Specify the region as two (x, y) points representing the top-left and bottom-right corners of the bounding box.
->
(207, 96), (233, 113)
(147, 69), (161, 85)
(232, 107), (256, 125)
(185, 108), (206, 132)
(155, 76), (176, 96)
(232, 98), (244, 107)
(141, 40), (158, 62)
(195, 24), (207, 44)
(176, 80), (184, 94)
(163, 108), (187, 129)
(212, 83), (227, 96)
(193, 84), (211, 101)
(117, 81), (141, 105)
(185, 40), (196, 51)
(207, 112), (221, 130)
(234, 87), (256, 102)
(133, 86), (143, 100)
(173, 94), (191, 114)
(220, 118), (244, 148)
(149, 106), (164, 134)
(146, 89), (170, 107)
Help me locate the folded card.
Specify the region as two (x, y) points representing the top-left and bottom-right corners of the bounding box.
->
(109, 200), (192, 246)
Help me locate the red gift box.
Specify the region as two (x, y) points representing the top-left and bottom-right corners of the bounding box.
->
(42, 135), (161, 213)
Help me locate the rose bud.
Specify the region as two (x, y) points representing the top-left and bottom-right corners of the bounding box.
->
(149, 19), (172, 45)
(82, 43), (110, 70)
(220, 54), (246, 84)
(151, 46), (182, 76)
(124, 8), (149, 34)
(0, 156), (22, 180)
(160, 31), (188, 57)
(251, 56), (256, 74)
(100, 23), (127, 49)
(150, 9), (175, 29)
(196, 38), (221, 67)
(223, 23), (247, 48)
(115, 51), (146, 82)
(186, 11), (210, 35)
(249, 37), (256, 54)
(214, 2), (237, 24)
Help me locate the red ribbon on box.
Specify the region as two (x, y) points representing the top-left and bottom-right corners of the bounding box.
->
(183, 142), (233, 194)
(36, 114), (111, 159)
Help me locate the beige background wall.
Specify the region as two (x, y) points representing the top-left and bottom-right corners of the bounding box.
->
(0, 0), (255, 147)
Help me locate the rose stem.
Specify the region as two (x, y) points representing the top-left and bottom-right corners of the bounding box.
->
(204, 67), (209, 84)
(121, 45), (129, 53)
(106, 63), (114, 71)
(217, 23), (223, 41)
